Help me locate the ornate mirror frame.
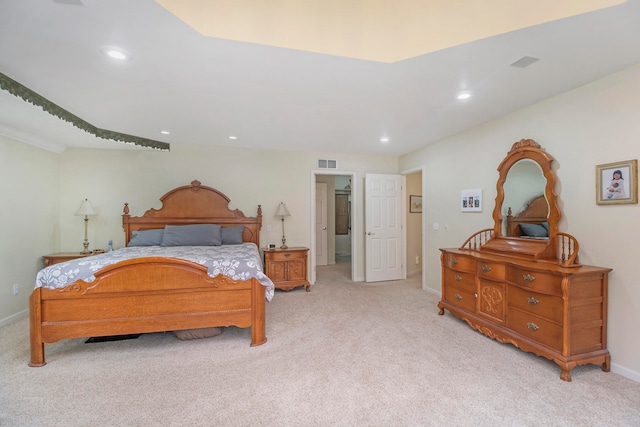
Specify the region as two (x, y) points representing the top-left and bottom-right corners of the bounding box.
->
(483, 139), (561, 260)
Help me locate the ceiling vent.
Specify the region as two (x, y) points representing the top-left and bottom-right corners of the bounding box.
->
(318, 159), (337, 169)
(510, 56), (539, 68)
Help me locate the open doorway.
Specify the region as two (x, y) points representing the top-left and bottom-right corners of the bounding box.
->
(403, 167), (425, 287)
(310, 171), (357, 285)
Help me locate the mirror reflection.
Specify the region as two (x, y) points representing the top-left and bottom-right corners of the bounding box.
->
(502, 159), (547, 237)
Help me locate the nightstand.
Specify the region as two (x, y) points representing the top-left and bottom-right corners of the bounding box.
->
(42, 252), (94, 267)
(263, 247), (310, 292)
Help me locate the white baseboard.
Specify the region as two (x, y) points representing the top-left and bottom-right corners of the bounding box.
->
(0, 309), (28, 327)
(611, 362), (640, 383)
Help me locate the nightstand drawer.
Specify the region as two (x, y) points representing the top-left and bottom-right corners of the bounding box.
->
(265, 250), (307, 262)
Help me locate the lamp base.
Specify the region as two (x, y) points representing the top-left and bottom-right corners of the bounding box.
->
(280, 244), (288, 249)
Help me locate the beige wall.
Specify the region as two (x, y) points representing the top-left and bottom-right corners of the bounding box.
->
(405, 171), (422, 275)
(400, 63), (640, 381)
(0, 136), (59, 323)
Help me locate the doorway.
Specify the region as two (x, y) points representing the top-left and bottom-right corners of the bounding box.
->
(402, 167), (425, 287)
(310, 171), (357, 284)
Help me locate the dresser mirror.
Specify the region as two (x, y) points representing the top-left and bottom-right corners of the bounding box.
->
(502, 159), (547, 236)
(440, 139), (609, 382)
(465, 138), (567, 262)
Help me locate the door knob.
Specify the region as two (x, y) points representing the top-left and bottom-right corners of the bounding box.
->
(367, 232), (375, 236)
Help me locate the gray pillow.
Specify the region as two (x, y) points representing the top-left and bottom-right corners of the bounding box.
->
(161, 224), (222, 246)
(128, 229), (164, 246)
(221, 226), (244, 245)
(519, 223), (548, 238)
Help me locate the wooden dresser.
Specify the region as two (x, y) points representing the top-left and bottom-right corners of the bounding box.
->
(263, 247), (310, 292)
(438, 139), (612, 382)
(439, 248), (610, 381)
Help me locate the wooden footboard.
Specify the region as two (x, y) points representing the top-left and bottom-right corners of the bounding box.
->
(29, 257), (266, 367)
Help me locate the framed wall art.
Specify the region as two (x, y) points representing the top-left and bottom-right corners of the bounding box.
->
(461, 188), (482, 212)
(596, 159), (638, 205)
(410, 195), (422, 213)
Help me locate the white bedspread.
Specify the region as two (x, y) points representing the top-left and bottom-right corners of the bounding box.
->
(35, 243), (275, 301)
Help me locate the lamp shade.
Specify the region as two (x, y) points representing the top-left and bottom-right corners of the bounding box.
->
(274, 202), (290, 217)
(75, 198), (98, 216)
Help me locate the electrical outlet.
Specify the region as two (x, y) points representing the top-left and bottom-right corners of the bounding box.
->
(433, 222), (439, 230)
(266, 225), (272, 232)
(13, 284), (19, 295)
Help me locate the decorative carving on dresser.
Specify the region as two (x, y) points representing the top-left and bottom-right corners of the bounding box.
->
(438, 139), (612, 382)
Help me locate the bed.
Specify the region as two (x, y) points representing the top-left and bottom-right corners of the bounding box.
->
(505, 194), (549, 238)
(29, 180), (273, 367)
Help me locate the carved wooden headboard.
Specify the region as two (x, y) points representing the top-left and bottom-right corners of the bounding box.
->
(506, 194), (548, 237)
(122, 180), (262, 246)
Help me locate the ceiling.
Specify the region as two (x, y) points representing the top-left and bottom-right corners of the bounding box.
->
(1, 0), (639, 156)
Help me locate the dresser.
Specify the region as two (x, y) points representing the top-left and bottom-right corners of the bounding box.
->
(438, 139), (612, 382)
(263, 247), (310, 292)
(439, 248), (610, 381)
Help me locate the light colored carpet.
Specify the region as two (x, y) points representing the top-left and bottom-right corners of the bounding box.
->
(1, 265), (639, 426)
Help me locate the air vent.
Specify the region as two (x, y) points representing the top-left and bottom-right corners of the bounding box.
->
(318, 159), (337, 169)
(510, 56), (539, 69)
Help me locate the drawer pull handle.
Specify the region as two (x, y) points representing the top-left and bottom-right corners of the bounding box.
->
(527, 296), (539, 306)
(452, 258), (459, 265)
(482, 265), (491, 272)
(527, 322), (539, 332)
(284, 253), (291, 257)
(523, 274), (535, 282)
(454, 275), (462, 281)
(454, 294), (462, 301)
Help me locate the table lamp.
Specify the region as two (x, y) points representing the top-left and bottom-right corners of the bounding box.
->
(274, 202), (291, 249)
(75, 198), (98, 254)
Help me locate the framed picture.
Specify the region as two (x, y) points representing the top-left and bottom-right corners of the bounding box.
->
(461, 188), (482, 212)
(410, 195), (422, 213)
(596, 159), (638, 205)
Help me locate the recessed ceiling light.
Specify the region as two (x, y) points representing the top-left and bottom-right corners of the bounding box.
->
(457, 92), (471, 100)
(100, 46), (130, 60)
(380, 137), (390, 143)
(228, 135), (237, 140)
(160, 130), (170, 135)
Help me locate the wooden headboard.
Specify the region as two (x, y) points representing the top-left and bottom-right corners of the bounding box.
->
(122, 180), (262, 247)
(506, 194), (548, 237)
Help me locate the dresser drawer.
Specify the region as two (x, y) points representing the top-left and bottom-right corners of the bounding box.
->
(443, 268), (476, 293)
(506, 266), (562, 296)
(444, 254), (475, 273)
(508, 285), (563, 324)
(478, 261), (505, 281)
(444, 286), (476, 312)
(507, 308), (562, 350)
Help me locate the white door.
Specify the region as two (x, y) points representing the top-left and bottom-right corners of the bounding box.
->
(365, 174), (404, 282)
(316, 182), (328, 266)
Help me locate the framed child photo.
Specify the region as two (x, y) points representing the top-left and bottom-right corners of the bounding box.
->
(596, 159), (638, 205)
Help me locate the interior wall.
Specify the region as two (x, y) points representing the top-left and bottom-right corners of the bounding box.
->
(57, 144), (398, 285)
(399, 63), (640, 381)
(406, 171), (422, 275)
(0, 136), (59, 324)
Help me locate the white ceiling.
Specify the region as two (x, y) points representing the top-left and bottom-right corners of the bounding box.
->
(1, 0), (640, 156)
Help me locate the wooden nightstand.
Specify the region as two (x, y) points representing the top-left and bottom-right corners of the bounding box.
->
(263, 247), (310, 292)
(42, 252), (94, 267)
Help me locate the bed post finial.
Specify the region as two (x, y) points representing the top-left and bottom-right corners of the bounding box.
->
(191, 180), (201, 190)
(123, 203), (129, 215)
(257, 204), (262, 217)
